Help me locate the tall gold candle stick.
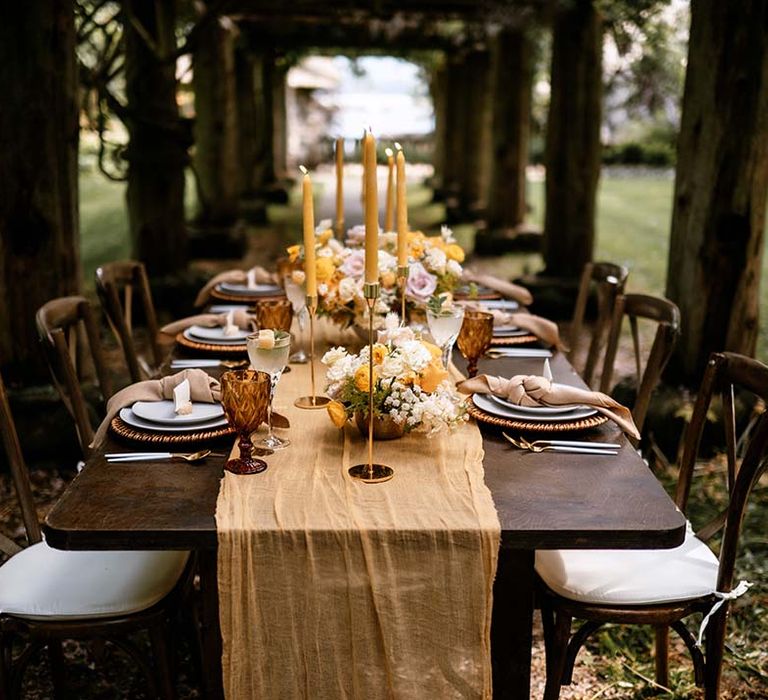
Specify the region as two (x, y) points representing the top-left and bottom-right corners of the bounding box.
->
(295, 165), (329, 409)
(349, 130), (393, 483)
(348, 283), (393, 483)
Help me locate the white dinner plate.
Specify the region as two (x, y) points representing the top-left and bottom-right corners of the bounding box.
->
(477, 299), (520, 311)
(209, 304), (250, 313)
(493, 326), (530, 338)
(188, 325), (251, 342)
(119, 407), (229, 433)
(472, 393), (598, 422)
(182, 328), (246, 346)
(131, 400), (224, 425)
(488, 394), (586, 416)
(217, 282), (282, 296)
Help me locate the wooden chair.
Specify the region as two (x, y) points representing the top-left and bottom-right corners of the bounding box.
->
(598, 294), (681, 433)
(35, 296), (113, 456)
(0, 371), (191, 698)
(569, 262), (629, 387)
(538, 352), (768, 700)
(95, 260), (162, 382)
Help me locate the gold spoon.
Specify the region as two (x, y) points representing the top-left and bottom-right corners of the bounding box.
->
(220, 360), (249, 369)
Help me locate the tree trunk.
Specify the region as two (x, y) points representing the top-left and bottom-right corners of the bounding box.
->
(543, 0), (602, 279)
(193, 17), (239, 224)
(487, 28), (533, 232)
(429, 62), (448, 199)
(0, 1), (80, 382)
(124, 0), (189, 276)
(443, 54), (471, 216)
(272, 61), (289, 181)
(665, 0), (768, 384)
(460, 49), (493, 215)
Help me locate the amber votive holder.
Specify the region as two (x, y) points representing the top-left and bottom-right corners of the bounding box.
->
(457, 310), (494, 378)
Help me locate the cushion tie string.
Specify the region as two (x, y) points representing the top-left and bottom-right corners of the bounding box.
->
(696, 580), (752, 647)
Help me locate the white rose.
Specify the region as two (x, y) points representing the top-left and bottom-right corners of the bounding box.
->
(380, 353), (406, 379)
(338, 277), (358, 303)
(425, 248), (447, 275)
(446, 259), (462, 277)
(322, 346), (348, 367)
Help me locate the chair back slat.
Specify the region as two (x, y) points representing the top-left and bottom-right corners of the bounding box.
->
(569, 261), (629, 387)
(36, 297), (110, 457)
(675, 352), (768, 595)
(0, 373), (42, 547)
(95, 261), (161, 380)
(599, 294), (680, 433)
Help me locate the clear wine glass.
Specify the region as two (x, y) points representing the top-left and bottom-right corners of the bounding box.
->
(427, 305), (465, 370)
(247, 330), (291, 449)
(284, 275), (308, 364)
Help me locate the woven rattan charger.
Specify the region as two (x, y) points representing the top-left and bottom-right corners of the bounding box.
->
(490, 333), (539, 347)
(466, 400), (609, 433)
(109, 415), (236, 446)
(175, 332), (247, 355)
(209, 287), (286, 304)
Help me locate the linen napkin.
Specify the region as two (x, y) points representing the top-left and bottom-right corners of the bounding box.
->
(91, 369), (221, 447)
(457, 373), (640, 438)
(462, 303), (566, 351)
(222, 310), (239, 337)
(194, 266), (278, 307)
(462, 270), (534, 306)
(159, 310), (256, 340)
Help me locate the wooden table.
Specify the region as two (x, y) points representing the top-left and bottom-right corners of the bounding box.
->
(44, 351), (686, 699)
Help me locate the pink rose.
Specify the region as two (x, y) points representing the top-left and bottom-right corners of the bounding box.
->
(406, 262), (437, 302)
(339, 250), (366, 278)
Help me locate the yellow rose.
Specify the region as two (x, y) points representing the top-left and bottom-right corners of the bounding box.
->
(315, 257), (335, 283)
(417, 360), (449, 393)
(327, 400), (348, 428)
(445, 243), (465, 263)
(427, 236), (446, 250)
(317, 229), (333, 245)
(287, 244), (301, 263)
(400, 370), (417, 386)
(371, 343), (389, 364)
(354, 365), (377, 393)
(380, 270), (396, 288)
(409, 231), (425, 258)
(421, 341), (443, 362)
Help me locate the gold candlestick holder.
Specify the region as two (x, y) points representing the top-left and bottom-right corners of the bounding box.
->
(397, 264), (408, 327)
(348, 283), (394, 484)
(294, 295), (331, 410)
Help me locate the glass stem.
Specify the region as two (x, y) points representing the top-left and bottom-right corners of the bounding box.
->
(267, 373), (278, 440)
(298, 307), (308, 355)
(441, 341), (454, 372)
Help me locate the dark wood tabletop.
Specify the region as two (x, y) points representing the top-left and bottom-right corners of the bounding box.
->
(42, 346), (687, 699)
(43, 351), (686, 552)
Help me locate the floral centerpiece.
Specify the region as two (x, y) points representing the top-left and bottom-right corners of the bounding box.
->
(286, 221), (466, 330)
(321, 314), (468, 437)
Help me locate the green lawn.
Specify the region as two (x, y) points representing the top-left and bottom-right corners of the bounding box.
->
(78, 167), (768, 359)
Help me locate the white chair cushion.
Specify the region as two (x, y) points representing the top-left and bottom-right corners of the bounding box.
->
(535, 524), (720, 605)
(0, 542), (189, 620)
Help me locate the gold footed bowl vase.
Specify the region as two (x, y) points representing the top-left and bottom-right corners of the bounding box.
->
(354, 411), (406, 440)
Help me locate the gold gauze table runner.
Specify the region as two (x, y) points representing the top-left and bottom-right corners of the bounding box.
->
(215, 329), (500, 699)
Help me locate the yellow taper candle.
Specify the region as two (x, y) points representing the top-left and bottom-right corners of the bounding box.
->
(396, 146), (408, 266)
(300, 166), (317, 297)
(335, 137), (344, 233)
(384, 147), (394, 231)
(364, 131), (379, 284)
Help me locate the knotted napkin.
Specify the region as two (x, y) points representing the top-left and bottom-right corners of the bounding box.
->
(462, 270), (534, 306)
(159, 310), (256, 340)
(458, 374), (640, 438)
(90, 369), (221, 447)
(194, 266), (278, 307)
(462, 304), (566, 351)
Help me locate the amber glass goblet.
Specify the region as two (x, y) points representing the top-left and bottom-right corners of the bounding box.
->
(457, 310), (494, 378)
(255, 299), (294, 333)
(221, 370), (271, 475)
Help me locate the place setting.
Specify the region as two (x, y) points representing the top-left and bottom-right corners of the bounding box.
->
(457, 358), (640, 438)
(90, 370), (237, 449)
